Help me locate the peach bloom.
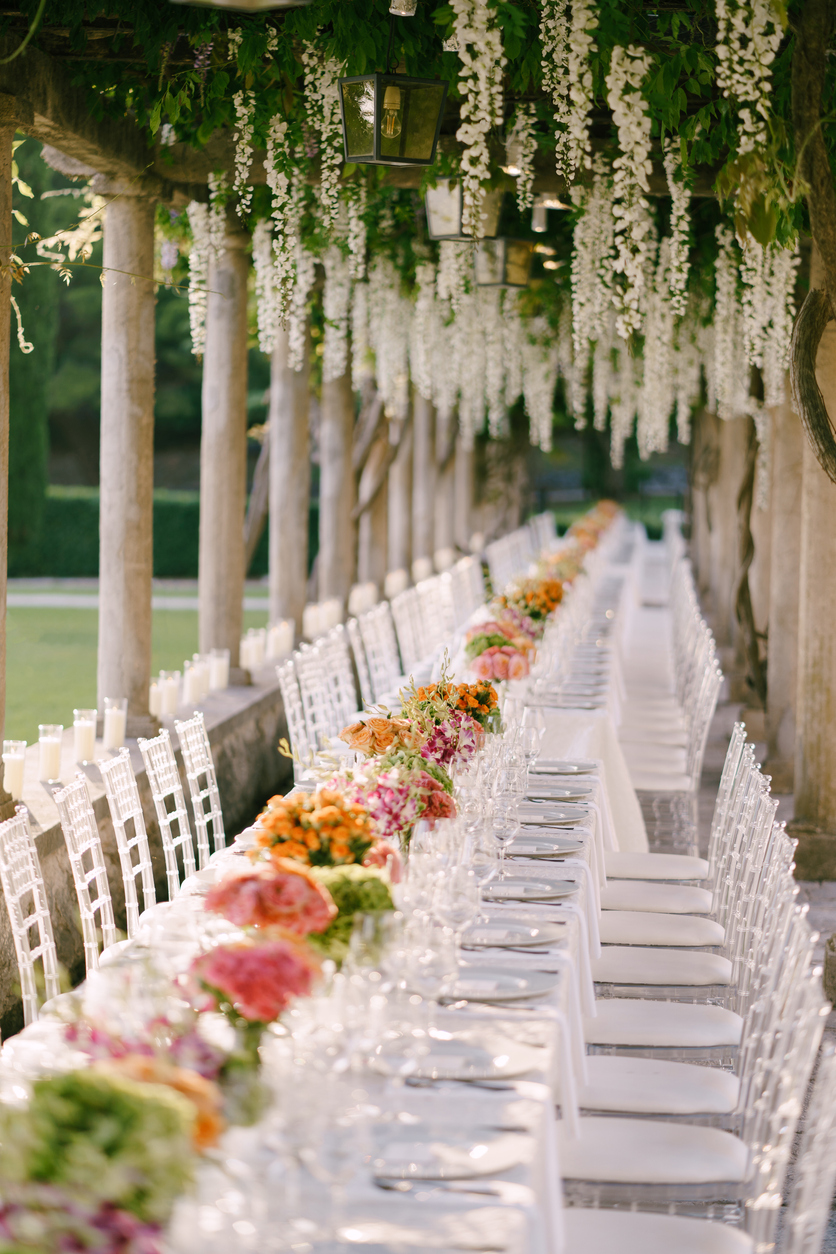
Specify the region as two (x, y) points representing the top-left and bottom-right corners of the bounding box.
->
(507, 651), (530, 681)
(339, 722), (374, 752)
(492, 650), (510, 680)
(98, 1054), (225, 1151)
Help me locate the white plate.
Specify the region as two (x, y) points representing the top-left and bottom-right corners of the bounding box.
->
(461, 919), (567, 948)
(482, 878), (579, 902)
(510, 836), (586, 858)
(370, 1031), (543, 1081)
(526, 786), (593, 803)
(451, 966), (560, 1002)
(533, 760), (597, 775)
(519, 806), (591, 827)
(373, 1129), (531, 1180)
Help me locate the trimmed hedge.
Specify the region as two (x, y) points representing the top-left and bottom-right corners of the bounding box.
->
(10, 486), (319, 579)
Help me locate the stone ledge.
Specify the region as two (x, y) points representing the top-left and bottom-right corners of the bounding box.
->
(0, 678), (292, 1038)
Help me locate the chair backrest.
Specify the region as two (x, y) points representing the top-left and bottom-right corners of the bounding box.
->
(175, 712), (226, 859)
(347, 617), (374, 709)
(99, 749), (157, 936)
(276, 658), (314, 781)
(294, 644), (342, 749)
(137, 729), (203, 895)
(450, 556), (486, 626)
(390, 587), (425, 673)
(781, 1042), (836, 1254)
(0, 808), (61, 1024)
(54, 775), (118, 973)
(358, 602), (404, 702)
(317, 625), (361, 726)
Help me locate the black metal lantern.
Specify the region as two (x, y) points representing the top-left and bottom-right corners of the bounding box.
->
(172, 0), (309, 9)
(424, 179), (503, 240)
(338, 72), (448, 167)
(474, 238), (535, 289)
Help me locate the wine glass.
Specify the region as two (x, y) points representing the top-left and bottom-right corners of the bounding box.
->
(433, 865), (481, 957)
(492, 798), (521, 878)
(403, 918), (458, 1035)
(518, 725), (542, 770)
(522, 704), (547, 742)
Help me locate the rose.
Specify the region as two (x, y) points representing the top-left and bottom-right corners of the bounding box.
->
(507, 650), (529, 680)
(339, 721), (374, 753)
(492, 648), (511, 680)
(470, 651), (495, 681)
(205, 861), (337, 935)
(362, 840), (402, 882)
(191, 937), (319, 1023)
(365, 716), (399, 752)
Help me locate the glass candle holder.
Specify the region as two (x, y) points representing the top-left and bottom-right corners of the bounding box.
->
(209, 648), (230, 691)
(2, 740), (26, 800)
(183, 659), (202, 706)
(102, 698), (127, 750)
(73, 708), (97, 764)
(38, 725), (63, 783)
(158, 672), (180, 718)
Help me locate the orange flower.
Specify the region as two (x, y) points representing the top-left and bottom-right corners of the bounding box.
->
(97, 1055), (225, 1151)
(339, 721), (375, 753)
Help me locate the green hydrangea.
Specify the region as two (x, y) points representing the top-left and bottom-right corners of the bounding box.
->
(307, 866), (395, 964)
(0, 1069), (196, 1225)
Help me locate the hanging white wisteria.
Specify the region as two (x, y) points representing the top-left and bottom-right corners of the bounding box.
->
(539, 0), (570, 169)
(456, 291), (488, 448)
(252, 219), (280, 354)
(430, 296), (460, 423)
(322, 246), (353, 384)
(609, 351), (640, 469)
(740, 236), (770, 368)
(346, 183), (368, 281)
(663, 139), (691, 318)
(570, 158), (615, 365)
(591, 320), (614, 432)
(264, 116), (297, 324)
(715, 0), (783, 154)
(450, 0), (506, 237)
(544, 0), (599, 177)
(522, 320), (561, 452)
(636, 240), (675, 459)
(506, 103), (537, 212)
(672, 312), (702, 445)
(762, 242), (798, 408)
(713, 223), (748, 419)
(479, 289), (507, 438)
(302, 39), (344, 230)
(437, 240), (471, 312)
(503, 293), (525, 413)
(351, 281), (374, 391)
(186, 181), (226, 357)
(287, 243), (317, 372)
(606, 44), (656, 341)
(368, 257), (412, 420)
(232, 89), (255, 218)
(409, 262), (438, 402)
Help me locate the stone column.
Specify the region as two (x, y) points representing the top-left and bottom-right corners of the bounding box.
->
(794, 250), (836, 861)
(96, 186), (157, 727)
(434, 404), (456, 563)
(198, 222), (249, 672)
(454, 434), (474, 552)
(387, 420), (413, 574)
(269, 326), (310, 635)
(357, 434), (389, 589)
(747, 420), (772, 641)
(689, 408), (720, 598)
(412, 392), (436, 565)
(707, 415), (749, 649)
(318, 370), (355, 606)
(765, 389), (803, 790)
(0, 117), (12, 793)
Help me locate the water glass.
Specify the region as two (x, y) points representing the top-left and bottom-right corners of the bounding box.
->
(518, 725), (542, 768)
(37, 725), (63, 783)
(2, 740), (26, 801)
(492, 798), (521, 877)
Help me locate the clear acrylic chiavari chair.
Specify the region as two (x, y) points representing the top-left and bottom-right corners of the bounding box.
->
(98, 748), (157, 936)
(276, 658), (315, 783)
(137, 728), (205, 893)
(53, 774), (121, 973)
(174, 711), (226, 857)
(0, 807), (61, 1024)
(356, 602), (405, 703)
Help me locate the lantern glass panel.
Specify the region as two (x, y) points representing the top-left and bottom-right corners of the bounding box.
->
(505, 240), (534, 286)
(379, 80), (447, 163)
(426, 180), (503, 239)
(474, 239), (506, 285)
(341, 80), (376, 160)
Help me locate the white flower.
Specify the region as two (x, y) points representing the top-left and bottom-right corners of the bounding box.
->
(288, 244), (316, 372)
(302, 38), (344, 229)
(253, 218), (280, 354)
(451, 0), (506, 237)
(715, 0), (782, 154)
(351, 281), (374, 391)
(521, 317), (560, 451)
(346, 183), (368, 280)
(663, 140), (691, 317)
(368, 257), (412, 419)
(636, 239), (676, 459)
(232, 90), (255, 218)
(506, 104), (537, 211)
(570, 157), (615, 367)
(437, 240), (472, 312)
(713, 223), (749, 419)
(186, 178), (226, 357)
(543, 0), (598, 177)
(322, 247), (352, 383)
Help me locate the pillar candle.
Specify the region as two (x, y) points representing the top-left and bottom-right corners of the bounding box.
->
(38, 726), (63, 781)
(209, 649), (230, 690)
(102, 700), (127, 750)
(73, 710), (97, 764)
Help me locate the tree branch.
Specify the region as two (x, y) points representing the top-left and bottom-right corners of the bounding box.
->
(790, 287), (836, 483)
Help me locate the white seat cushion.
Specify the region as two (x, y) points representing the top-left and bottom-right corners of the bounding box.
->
(563, 1207), (754, 1254)
(605, 851), (709, 881)
(593, 947), (732, 987)
(580, 1055), (740, 1115)
(619, 724), (688, 746)
(558, 1117), (751, 1184)
(601, 881), (712, 914)
(599, 911), (725, 947)
(622, 743), (688, 772)
(584, 999), (743, 1047)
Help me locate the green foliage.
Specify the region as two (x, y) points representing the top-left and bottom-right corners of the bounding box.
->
(0, 1069), (195, 1225)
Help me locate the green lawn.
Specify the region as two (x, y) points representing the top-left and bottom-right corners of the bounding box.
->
(6, 607), (269, 745)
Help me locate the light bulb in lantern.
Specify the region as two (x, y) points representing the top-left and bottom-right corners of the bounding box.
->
(381, 84), (403, 139)
(532, 204), (548, 233)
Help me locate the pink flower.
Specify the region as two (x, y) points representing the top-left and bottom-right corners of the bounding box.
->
(470, 651), (495, 681)
(362, 840), (403, 882)
(191, 938), (318, 1023)
(507, 651), (530, 680)
(492, 649), (511, 680)
(419, 772), (457, 822)
(205, 862), (336, 935)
